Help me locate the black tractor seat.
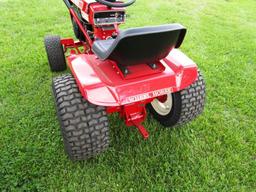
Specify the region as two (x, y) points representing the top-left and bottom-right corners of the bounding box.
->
(92, 23), (186, 67)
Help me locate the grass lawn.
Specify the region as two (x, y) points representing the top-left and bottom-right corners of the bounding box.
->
(0, 0), (256, 191)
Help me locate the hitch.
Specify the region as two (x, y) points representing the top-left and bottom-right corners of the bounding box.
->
(132, 121), (149, 139)
(122, 103), (151, 139)
(107, 101), (153, 139)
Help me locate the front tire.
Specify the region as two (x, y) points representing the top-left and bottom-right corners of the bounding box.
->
(148, 71), (206, 127)
(44, 35), (66, 72)
(52, 74), (110, 160)
(71, 16), (86, 42)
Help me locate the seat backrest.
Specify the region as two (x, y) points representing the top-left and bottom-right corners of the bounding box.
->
(106, 24), (186, 66)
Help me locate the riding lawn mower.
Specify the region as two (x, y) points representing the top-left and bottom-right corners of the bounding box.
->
(44, 0), (206, 161)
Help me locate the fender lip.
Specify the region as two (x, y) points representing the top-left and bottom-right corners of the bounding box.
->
(67, 49), (198, 106)
(163, 49), (198, 90)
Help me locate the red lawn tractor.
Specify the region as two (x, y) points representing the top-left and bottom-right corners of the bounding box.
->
(44, 0), (206, 161)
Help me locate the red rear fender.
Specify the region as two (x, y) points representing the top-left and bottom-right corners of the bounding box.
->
(67, 49), (198, 106)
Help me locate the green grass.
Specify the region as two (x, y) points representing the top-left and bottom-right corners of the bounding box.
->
(0, 0), (256, 191)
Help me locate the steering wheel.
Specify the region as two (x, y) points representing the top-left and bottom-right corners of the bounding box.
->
(95, 0), (136, 7)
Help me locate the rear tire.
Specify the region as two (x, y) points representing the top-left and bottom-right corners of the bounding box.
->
(148, 70), (206, 127)
(52, 74), (110, 160)
(44, 35), (66, 72)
